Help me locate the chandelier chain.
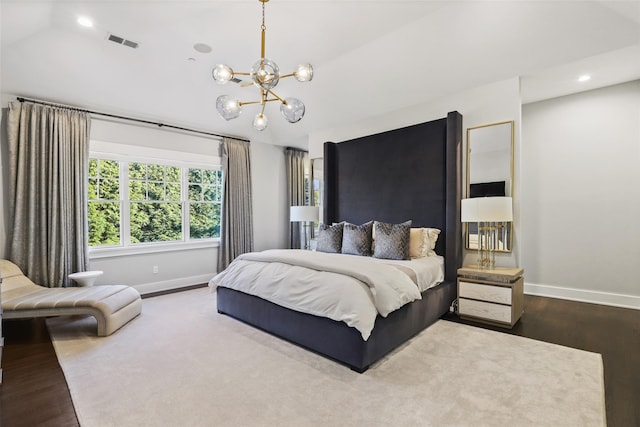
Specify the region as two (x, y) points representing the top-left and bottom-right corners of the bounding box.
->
(261, 1), (266, 31)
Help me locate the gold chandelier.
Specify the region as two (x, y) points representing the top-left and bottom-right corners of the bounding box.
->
(212, 0), (313, 131)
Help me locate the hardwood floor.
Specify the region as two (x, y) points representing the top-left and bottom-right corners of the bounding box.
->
(1, 318), (79, 427)
(1, 294), (638, 426)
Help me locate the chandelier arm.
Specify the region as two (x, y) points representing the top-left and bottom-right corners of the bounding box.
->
(238, 100), (262, 106)
(238, 98), (281, 107)
(267, 89), (287, 104)
(260, 90), (266, 106)
(279, 73), (295, 79)
(234, 72), (251, 76)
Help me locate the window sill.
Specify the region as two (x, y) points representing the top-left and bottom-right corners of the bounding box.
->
(89, 240), (219, 259)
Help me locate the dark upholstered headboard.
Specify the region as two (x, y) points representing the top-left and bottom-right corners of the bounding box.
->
(323, 111), (462, 282)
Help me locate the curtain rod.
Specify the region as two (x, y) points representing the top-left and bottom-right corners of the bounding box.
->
(16, 97), (250, 143)
(286, 147), (308, 153)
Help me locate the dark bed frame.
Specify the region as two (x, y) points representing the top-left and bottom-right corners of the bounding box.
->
(217, 111), (462, 372)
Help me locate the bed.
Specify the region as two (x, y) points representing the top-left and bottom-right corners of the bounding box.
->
(214, 111), (462, 372)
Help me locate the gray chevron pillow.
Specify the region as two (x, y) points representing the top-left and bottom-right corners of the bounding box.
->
(316, 222), (344, 253)
(341, 221), (373, 256)
(373, 220), (412, 260)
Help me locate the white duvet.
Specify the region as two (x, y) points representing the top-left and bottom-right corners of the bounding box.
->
(209, 249), (444, 340)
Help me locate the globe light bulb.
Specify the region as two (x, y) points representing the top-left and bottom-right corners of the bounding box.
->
(280, 98), (305, 123)
(253, 113), (268, 131)
(294, 64), (313, 82)
(250, 58), (280, 90)
(212, 64), (234, 84)
(216, 95), (242, 120)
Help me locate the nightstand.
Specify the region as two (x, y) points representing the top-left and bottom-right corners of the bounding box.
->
(457, 266), (524, 328)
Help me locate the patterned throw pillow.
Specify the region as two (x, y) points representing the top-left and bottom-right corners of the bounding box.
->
(341, 221), (373, 256)
(316, 223), (344, 253)
(373, 220), (412, 260)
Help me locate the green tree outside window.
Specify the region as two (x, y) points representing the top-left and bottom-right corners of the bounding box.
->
(88, 158), (222, 247)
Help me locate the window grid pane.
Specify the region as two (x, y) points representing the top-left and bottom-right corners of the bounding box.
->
(188, 168), (222, 239)
(130, 202), (183, 243)
(88, 201), (121, 246)
(88, 158), (121, 246)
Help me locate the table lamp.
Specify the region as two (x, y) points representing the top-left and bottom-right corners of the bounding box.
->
(462, 196), (513, 268)
(290, 206), (319, 250)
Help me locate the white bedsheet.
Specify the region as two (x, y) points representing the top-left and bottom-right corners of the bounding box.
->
(209, 249), (444, 340)
(372, 255), (445, 292)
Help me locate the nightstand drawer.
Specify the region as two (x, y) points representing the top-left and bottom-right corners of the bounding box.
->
(458, 298), (512, 323)
(459, 281), (512, 304)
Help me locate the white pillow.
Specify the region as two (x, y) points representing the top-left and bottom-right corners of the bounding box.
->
(424, 228), (441, 256)
(407, 227), (441, 258)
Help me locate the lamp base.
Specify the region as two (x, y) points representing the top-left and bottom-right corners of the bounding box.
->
(476, 221), (498, 269)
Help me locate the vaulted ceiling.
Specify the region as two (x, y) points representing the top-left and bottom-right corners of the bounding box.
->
(2, 1), (639, 148)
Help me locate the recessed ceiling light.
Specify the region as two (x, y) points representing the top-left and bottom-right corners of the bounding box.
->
(193, 43), (212, 54)
(77, 16), (94, 28)
(578, 75), (591, 83)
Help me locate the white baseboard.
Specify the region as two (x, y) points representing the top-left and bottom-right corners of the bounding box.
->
(133, 273), (214, 296)
(525, 282), (640, 310)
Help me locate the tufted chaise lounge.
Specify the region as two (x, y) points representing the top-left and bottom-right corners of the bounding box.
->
(1, 259), (142, 336)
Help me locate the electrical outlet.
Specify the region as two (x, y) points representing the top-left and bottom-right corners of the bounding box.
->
(152, 266), (158, 274)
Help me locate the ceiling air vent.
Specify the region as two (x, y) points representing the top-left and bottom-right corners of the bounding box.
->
(107, 33), (139, 49)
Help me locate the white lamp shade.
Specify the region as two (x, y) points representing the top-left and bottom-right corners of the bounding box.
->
(483, 196), (513, 222)
(461, 198), (480, 222)
(290, 206), (319, 222)
(461, 197), (512, 222)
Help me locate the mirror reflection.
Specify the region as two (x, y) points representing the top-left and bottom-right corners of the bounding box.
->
(466, 121), (514, 252)
(311, 158), (323, 234)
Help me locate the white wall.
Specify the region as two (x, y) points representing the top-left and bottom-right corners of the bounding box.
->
(521, 80), (640, 309)
(308, 77), (523, 269)
(89, 248), (216, 294)
(0, 98), (288, 294)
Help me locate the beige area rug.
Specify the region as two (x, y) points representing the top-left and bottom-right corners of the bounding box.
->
(47, 288), (605, 427)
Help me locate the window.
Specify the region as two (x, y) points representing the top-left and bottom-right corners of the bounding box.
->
(88, 159), (121, 246)
(188, 168), (222, 239)
(88, 158), (222, 249)
(128, 162), (183, 243)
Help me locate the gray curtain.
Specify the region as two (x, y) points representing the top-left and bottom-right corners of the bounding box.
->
(285, 148), (307, 249)
(218, 137), (254, 271)
(6, 101), (91, 287)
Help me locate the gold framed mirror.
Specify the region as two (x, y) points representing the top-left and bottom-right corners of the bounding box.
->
(466, 120), (514, 252)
